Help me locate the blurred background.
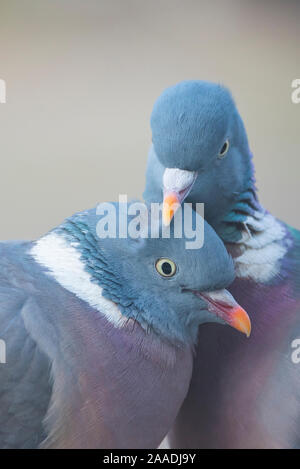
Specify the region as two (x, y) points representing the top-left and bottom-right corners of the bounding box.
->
(0, 0), (299, 239)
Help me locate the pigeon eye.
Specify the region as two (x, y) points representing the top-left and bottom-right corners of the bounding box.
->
(218, 139), (230, 157)
(155, 258), (177, 278)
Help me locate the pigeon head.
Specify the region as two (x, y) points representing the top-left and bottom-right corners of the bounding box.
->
(53, 202), (251, 345)
(146, 80), (258, 241)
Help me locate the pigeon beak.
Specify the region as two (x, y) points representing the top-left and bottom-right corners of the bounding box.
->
(162, 191), (181, 225)
(200, 289), (251, 337)
(162, 168), (197, 225)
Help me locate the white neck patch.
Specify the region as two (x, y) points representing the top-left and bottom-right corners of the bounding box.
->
(31, 232), (127, 327)
(233, 211), (290, 283)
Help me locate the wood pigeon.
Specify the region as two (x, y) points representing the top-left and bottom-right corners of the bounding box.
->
(0, 201), (250, 448)
(144, 80), (300, 448)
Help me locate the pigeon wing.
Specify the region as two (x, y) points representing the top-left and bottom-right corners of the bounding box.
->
(0, 242), (52, 448)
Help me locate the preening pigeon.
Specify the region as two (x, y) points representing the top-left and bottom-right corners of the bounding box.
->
(0, 202), (250, 448)
(144, 80), (300, 448)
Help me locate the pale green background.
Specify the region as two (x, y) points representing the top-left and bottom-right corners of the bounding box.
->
(0, 0), (299, 240)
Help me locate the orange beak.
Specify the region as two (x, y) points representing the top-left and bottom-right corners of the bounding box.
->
(229, 306), (252, 337)
(162, 168), (198, 225)
(162, 191), (181, 225)
(200, 289), (251, 337)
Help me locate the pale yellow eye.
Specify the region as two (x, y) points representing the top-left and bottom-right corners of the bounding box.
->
(218, 139), (230, 157)
(155, 258), (177, 278)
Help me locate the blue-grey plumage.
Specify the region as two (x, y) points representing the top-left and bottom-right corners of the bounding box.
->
(144, 80), (300, 448)
(0, 203), (246, 448)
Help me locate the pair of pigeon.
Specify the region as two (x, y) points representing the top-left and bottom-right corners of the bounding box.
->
(1, 81), (299, 448)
